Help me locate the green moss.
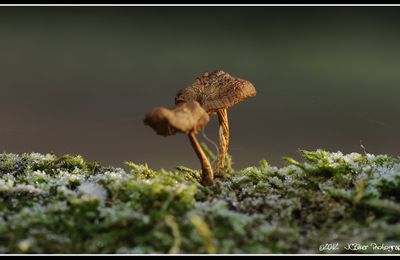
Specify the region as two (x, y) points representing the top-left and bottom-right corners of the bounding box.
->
(0, 150), (400, 254)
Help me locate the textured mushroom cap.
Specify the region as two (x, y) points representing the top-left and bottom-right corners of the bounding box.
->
(144, 101), (209, 136)
(175, 70), (256, 113)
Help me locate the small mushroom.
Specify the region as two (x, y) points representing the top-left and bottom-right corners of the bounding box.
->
(175, 70), (256, 175)
(144, 101), (214, 186)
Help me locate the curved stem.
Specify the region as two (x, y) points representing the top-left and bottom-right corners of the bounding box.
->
(188, 132), (214, 186)
(216, 109), (229, 176)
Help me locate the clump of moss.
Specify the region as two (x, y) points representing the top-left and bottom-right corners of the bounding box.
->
(0, 150), (400, 254)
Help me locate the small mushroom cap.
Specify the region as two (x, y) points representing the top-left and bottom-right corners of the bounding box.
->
(144, 101), (209, 136)
(175, 70), (256, 113)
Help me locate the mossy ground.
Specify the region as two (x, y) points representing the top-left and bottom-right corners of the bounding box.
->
(1, 150), (400, 254)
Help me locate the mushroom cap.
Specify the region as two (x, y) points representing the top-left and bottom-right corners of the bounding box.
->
(144, 101), (209, 136)
(175, 70), (256, 113)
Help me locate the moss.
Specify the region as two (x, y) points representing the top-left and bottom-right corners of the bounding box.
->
(0, 150), (400, 253)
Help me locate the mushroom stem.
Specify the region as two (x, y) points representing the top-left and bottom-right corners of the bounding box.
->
(216, 108), (229, 176)
(188, 132), (214, 186)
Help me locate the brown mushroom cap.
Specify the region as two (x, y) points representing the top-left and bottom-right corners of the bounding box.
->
(175, 70), (256, 113)
(144, 101), (209, 136)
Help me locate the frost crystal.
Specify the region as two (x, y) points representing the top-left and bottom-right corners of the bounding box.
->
(78, 182), (107, 202)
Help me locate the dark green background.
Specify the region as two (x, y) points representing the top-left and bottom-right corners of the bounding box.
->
(1, 7), (400, 169)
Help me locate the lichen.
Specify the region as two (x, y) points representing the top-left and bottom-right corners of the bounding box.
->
(0, 150), (399, 253)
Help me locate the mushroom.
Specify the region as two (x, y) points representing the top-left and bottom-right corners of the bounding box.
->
(144, 101), (214, 186)
(175, 70), (256, 175)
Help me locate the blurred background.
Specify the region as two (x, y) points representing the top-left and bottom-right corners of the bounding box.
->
(1, 6), (400, 170)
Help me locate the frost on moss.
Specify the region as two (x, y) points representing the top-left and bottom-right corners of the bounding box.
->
(0, 150), (400, 254)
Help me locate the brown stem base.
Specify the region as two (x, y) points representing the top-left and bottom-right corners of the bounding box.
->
(188, 132), (214, 186)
